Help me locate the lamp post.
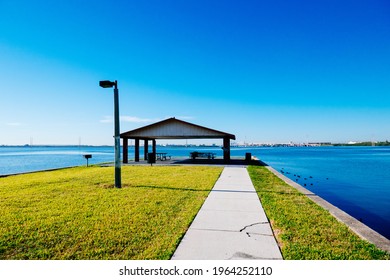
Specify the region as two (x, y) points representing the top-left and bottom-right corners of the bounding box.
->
(99, 80), (121, 188)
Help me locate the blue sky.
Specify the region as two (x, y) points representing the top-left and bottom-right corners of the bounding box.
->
(1, 0), (389, 145)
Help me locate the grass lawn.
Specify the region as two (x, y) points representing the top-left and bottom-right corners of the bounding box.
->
(0, 165), (222, 260)
(248, 165), (390, 260)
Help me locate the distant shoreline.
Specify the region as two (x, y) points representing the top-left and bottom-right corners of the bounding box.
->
(1, 141), (390, 148)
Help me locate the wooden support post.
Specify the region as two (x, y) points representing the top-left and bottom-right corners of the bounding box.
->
(135, 138), (140, 162)
(152, 139), (156, 155)
(223, 137), (231, 163)
(144, 139), (148, 160)
(123, 138), (128, 163)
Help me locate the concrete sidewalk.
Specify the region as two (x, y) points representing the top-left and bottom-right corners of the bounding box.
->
(171, 167), (283, 260)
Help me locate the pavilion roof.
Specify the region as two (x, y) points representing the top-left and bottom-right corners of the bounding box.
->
(120, 117), (236, 140)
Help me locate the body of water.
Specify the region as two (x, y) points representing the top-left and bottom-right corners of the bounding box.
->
(1, 145), (389, 239)
(251, 146), (390, 240)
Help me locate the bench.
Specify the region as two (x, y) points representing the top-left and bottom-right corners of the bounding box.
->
(190, 152), (216, 160)
(156, 152), (171, 161)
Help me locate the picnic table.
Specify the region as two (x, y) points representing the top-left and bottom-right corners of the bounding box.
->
(190, 151), (216, 160)
(156, 152), (171, 161)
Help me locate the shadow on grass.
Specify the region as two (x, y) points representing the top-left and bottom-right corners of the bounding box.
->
(105, 184), (213, 193)
(256, 189), (321, 197)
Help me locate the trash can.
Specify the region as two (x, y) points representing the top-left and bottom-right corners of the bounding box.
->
(147, 153), (156, 164)
(245, 153), (252, 161)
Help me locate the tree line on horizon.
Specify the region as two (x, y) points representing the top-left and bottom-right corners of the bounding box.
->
(333, 141), (390, 146)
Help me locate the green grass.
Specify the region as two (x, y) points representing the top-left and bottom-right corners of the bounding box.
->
(0, 165), (222, 260)
(248, 165), (390, 260)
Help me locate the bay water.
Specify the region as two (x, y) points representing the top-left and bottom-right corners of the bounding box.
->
(1, 145), (389, 239)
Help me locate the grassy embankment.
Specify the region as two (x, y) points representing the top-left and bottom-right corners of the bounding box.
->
(0, 165), (222, 260)
(248, 165), (390, 260)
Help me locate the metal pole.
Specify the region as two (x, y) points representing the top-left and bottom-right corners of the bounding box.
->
(113, 81), (121, 188)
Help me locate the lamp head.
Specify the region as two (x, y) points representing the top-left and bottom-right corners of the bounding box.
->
(99, 80), (116, 88)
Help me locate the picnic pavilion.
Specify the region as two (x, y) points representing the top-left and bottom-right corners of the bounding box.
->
(120, 117), (236, 163)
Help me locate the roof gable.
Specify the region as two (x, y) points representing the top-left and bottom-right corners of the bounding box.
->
(120, 118), (235, 140)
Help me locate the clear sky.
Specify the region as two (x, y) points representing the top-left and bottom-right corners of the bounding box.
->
(1, 0), (389, 145)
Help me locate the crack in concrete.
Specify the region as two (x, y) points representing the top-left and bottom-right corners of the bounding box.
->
(191, 221), (272, 237)
(239, 222), (274, 238)
(239, 222), (268, 232)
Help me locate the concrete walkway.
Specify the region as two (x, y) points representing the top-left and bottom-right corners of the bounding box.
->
(171, 167), (283, 260)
